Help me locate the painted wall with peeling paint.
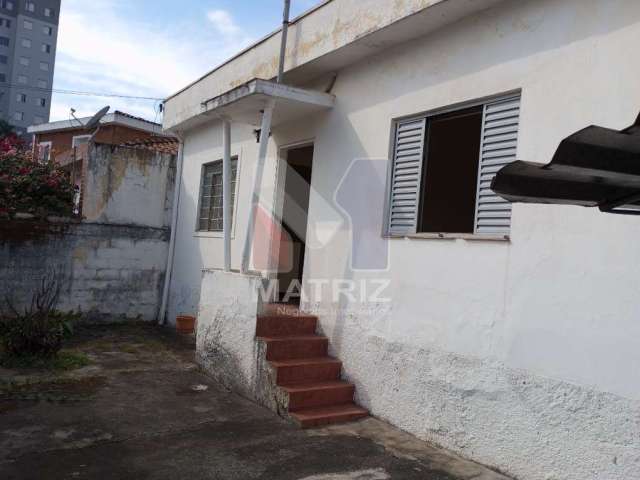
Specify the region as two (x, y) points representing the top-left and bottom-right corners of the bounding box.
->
(0, 220), (169, 321)
(0, 146), (176, 321)
(82, 144), (176, 229)
(168, 0), (640, 478)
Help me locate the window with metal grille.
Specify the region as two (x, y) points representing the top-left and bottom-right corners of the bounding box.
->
(197, 158), (238, 232)
(386, 93), (521, 237)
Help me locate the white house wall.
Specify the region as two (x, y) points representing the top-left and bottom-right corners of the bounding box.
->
(167, 0), (640, 478)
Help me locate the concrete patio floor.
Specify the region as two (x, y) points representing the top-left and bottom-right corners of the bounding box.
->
(0, 324), (511, 480)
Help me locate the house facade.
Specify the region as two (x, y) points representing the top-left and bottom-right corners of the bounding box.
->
(162, 1), (640, 479)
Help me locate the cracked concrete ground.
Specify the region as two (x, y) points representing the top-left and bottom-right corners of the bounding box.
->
(0, 324), (511, 480)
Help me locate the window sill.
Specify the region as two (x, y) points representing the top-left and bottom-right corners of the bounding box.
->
(404, 232), (510, 242)
(193, 231), (235, 239)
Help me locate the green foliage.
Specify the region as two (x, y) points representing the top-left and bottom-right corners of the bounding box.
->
(1, 273), (80, 359)
(0, 135), (74, 218)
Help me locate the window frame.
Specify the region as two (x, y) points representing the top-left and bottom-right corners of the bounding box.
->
(383, 90), (521, 241)
(72, 134), (91, 148)
(194, 156), (241, 238)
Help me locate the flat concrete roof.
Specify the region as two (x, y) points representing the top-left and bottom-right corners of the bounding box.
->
(163, 0), (505, 132)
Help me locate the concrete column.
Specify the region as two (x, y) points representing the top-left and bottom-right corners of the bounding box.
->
(241, 100), (276, 274)
(222, 120), (232, 272)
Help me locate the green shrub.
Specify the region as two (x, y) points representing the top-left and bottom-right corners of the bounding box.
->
(1, 273), (78, 358)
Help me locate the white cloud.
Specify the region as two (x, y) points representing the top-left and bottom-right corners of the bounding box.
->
(50, 1), (253, 123)
(207, 9), (241, 37)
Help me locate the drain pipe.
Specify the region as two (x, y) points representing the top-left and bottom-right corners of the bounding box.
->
(159, 133), (185, 325)
(241, 0), (290, 274)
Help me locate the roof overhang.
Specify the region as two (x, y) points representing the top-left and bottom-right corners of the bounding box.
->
(492, 113), (640, 215)
(27, 111), (163, 136)
(174, 79), (335, 131)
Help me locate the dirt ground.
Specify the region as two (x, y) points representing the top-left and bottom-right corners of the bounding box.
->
(0, 324), (511, 480)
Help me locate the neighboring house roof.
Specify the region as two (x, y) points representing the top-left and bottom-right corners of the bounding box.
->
(27, 111), (163, 135)
(163, 0), (504, 132)
(120, 136), (179, 155)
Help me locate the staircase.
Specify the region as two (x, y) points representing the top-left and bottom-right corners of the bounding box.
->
(256, 305), (368, 428)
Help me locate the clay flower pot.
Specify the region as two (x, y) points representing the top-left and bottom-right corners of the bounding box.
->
(176, 315), (196, 334)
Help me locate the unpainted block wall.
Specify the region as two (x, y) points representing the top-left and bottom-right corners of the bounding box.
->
(0, 219), (169, 321)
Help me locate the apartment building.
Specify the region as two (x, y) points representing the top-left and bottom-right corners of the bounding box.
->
(0, 0), (59, 134)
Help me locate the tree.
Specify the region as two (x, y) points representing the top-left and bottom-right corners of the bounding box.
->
(0, 119), (15, 138)
(0, 135), (74, 218)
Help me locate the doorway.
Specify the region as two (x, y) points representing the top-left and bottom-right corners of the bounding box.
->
(276, 144), (314, 303)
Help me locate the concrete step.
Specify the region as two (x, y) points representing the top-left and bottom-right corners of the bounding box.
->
(290, 403), (369, 428)
(259, 335), (328, 361)
(270, 357), (342, 385)
(256, 314), (317, 337)
(282, 380), (355, 411)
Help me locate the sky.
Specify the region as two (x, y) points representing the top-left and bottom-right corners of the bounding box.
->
(51, 0), (321, 123)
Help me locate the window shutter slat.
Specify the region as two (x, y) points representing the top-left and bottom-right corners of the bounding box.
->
(474, 95), (521, 235)
(388, 118), (426, 236)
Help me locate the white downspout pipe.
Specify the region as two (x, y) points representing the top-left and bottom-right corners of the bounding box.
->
(222, 120), (232, 272)
(277, 0), (291, 84)
(241, 100), (275, 274)
(159, 134), (184, 325)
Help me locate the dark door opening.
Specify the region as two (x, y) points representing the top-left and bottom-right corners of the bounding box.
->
(277, 145), (314, 303)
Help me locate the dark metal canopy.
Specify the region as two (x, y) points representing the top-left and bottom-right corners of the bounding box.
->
(491, 113), (640, 215)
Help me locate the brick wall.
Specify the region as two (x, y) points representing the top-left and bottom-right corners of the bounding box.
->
(0, 219), (169, 321)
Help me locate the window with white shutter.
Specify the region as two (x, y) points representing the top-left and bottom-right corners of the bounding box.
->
(474, 95), (521, 234)
(385, 93), (521, 237)
(386, 118), (426, 236)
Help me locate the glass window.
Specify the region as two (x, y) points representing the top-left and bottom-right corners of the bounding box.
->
(23, 20), (32, 30)
(17, 74), (27, 84)
(197, 159), (238, 232)
(19, 56), (29, 66)
(25, 1), (34, 13)
(43, 26), (52, 36)
(41, 43), (51, 53)
(37, 78), (47, 89)
(39, 61), (48, 71)
(72, 135), (91, 148)
(35, 97), (45, 107)
(21, 38), (30, 48)
(44, 7), (53, 17)
(13, 111), (23, 121)
(1, 1), (14, 11)
(16, 93), (26, 102)
(0, 54), (7, 64)
(0, 35), (8, 46)
(0, 73), (5, 82)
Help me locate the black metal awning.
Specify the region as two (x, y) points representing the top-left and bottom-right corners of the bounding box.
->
(491, 113), (640, 215)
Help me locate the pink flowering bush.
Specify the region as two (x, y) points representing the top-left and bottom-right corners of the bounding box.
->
(0, 135), (74, 218)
